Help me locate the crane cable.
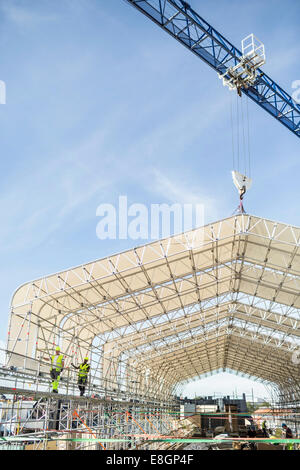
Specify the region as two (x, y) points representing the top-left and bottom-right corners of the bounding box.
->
(230, 91), (253, 215)
(236, 92), (240, 172)
(230, 91), (235, 171)
(241, 94), (247, 175)
(246, 96), (252, 178)
(230, 92), (252, 178)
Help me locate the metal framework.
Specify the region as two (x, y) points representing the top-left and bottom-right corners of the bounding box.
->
(124, 0), (300, 138)
(5, 214), (300, 406)
(0, 385), (178, 450)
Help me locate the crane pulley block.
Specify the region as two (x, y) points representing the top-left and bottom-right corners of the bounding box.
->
(232, 171), (253, 214)
(232, 171), (252, 197)
(219, 34), (266, 96)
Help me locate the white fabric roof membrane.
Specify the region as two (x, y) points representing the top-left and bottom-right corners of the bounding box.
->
(7, 214), (300, 399)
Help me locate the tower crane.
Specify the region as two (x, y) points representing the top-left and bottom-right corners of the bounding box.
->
(123, 0), (300, 211)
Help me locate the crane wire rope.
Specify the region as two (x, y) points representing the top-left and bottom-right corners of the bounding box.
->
(230, 91), (236, 171)
(246, 95), (252, 178)
(230, 92), (252, 178)
(241, 94), (247, 176)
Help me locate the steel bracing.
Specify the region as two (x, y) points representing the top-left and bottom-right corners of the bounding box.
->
(124, 0), (300, 138)
(5, 214), (300, 407)
(0, 384), (178, 450)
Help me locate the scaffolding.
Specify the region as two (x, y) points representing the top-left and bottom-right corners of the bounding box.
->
(0, 386), (178, 450)
(1, 214), (300, 449)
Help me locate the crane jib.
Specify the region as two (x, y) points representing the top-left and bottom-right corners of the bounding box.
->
(124, 0), (300, 138)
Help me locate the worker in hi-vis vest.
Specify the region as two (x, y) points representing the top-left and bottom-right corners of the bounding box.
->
(71, 358), (90, 396)
(50, 347), (64, 394)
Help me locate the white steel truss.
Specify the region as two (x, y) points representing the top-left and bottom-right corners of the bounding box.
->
(6, 214), (300, 402)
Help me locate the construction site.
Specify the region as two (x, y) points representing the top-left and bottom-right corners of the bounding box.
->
(1, 0), (300, 453)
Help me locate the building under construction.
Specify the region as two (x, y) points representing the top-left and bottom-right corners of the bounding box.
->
(1, 214), (300, 450)
(1, 0), (300, 452)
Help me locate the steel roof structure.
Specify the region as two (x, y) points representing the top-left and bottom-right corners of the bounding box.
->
(7, 214), (300, 402)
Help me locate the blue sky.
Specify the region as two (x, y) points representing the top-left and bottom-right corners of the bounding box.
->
(0, 0), (299, 399)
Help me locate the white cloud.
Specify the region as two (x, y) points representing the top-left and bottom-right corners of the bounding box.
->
(148, 169), (219, 223)
(131, 95), (229, 165)
(0, 108), (127, 254)
(1, 3), (58, 26)
(267, 45), (300, 78)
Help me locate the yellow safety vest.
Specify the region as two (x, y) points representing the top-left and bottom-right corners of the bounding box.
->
(78, 363), (90, 378)
(51, 354), (63, 372)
